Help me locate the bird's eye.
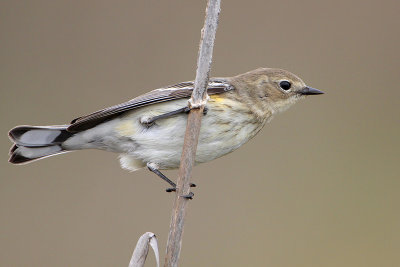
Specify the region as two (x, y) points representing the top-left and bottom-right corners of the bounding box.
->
(279, 81), (291, 91)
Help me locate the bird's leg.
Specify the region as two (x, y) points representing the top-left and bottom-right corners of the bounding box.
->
(140, 106), (208, 126)
(147, 163), (196, 194)
(147, 163), (176, 189)
(140, 107), (190, 126)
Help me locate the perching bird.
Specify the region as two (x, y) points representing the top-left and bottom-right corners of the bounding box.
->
(8, 68), (323, 192)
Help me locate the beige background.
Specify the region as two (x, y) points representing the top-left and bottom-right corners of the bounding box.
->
(1, 0), (399, 266)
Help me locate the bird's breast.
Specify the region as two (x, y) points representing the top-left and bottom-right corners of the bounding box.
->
(114, 96), (265, 169)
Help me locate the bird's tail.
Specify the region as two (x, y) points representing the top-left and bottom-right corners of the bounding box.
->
(8, 125), (73, 164)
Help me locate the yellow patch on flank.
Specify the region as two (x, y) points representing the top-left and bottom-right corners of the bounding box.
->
(210, 94), (225, 103)
(116, 121), (136, 136)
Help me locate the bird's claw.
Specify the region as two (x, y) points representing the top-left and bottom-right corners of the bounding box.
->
(166, 187), (176, 192)
(183, 106), (208, 115)
(203, 106), (208, 115)
(165, 183), (196, 193)
(180, 192), (194, 199)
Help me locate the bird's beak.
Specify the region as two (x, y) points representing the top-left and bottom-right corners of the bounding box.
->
(300, 86), (324, 95)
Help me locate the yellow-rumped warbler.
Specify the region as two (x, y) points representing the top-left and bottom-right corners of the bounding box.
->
(8, 68), (323, 191)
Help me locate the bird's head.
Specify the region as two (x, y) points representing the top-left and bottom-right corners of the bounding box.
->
(231, 68), (324, 115)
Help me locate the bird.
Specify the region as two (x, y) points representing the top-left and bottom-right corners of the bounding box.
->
(8, 68), (323, 193)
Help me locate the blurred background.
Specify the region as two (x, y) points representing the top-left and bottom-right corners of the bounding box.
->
(1, 0), (399, 266)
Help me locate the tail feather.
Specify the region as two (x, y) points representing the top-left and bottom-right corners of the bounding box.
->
(8, 125), (73, 164)
(9, 145), (69, 164)
(9, 144), (18, 155)
(9, 125), (71, 146)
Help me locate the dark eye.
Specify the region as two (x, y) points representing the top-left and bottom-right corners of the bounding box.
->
(279, 81), (291, 91)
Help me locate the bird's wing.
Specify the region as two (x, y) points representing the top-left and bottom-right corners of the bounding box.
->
(67, 79), (234, 132)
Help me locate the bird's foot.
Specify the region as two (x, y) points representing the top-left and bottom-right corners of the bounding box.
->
(203, 106), (208, 115)
(180, 192), (194, 199)
(165, 183), (196, 193)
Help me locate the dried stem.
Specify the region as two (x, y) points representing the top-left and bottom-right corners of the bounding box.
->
(129, 232), (159, 267)
(164, 0), (221, 266)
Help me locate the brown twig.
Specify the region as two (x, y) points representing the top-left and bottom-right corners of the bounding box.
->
(164, 0), (221, 266)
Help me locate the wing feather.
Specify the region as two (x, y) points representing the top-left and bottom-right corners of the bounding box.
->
(67, 79), (234, 132)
